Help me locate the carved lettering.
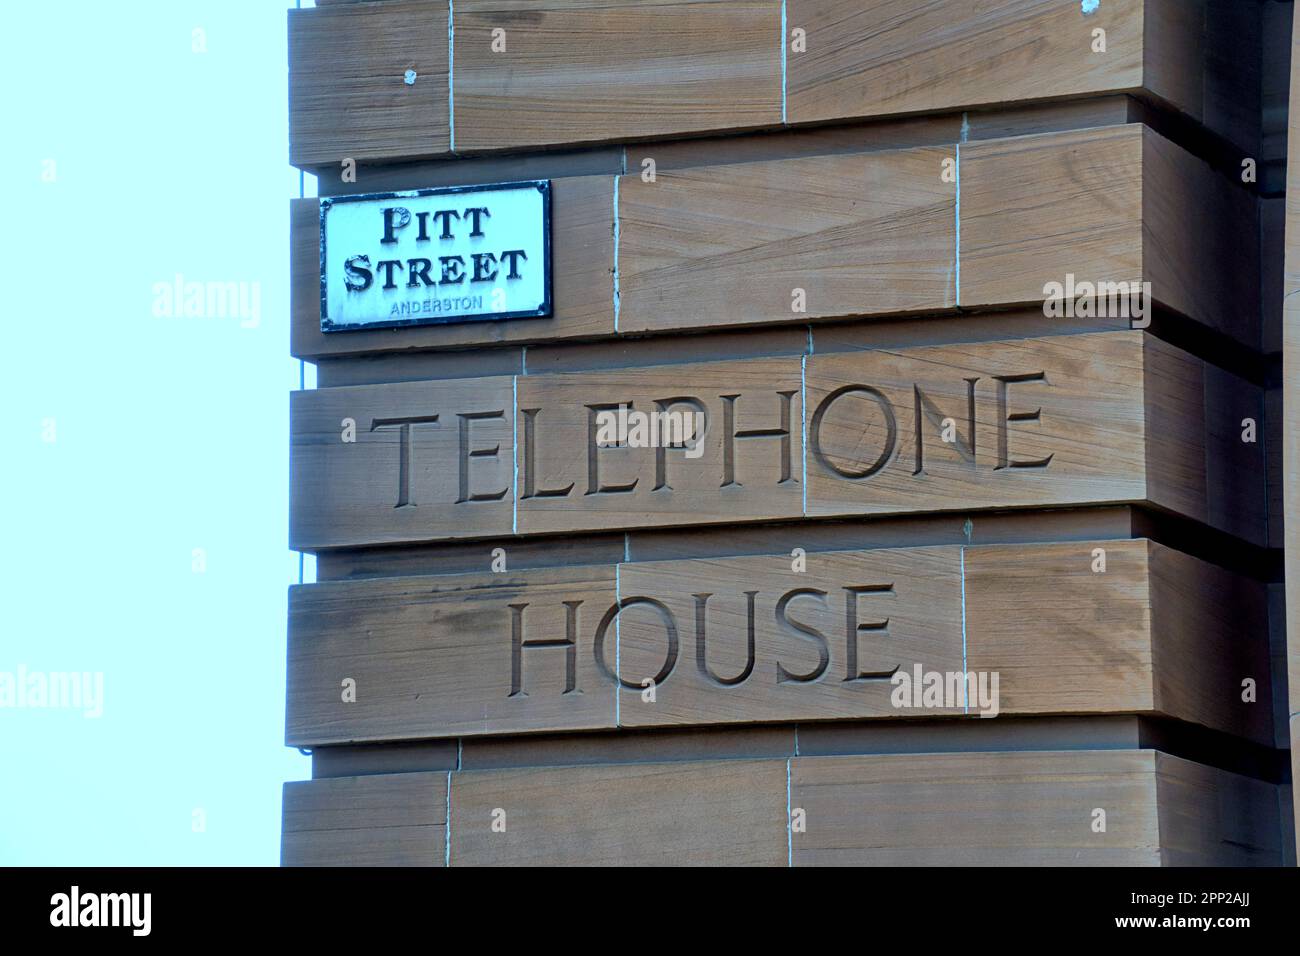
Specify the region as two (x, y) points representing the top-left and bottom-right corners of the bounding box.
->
(810, 385), (897, 479)
(693, 592), (758, 686)
(593, 597), (679, 689)
(370, 415), (440, 508)
(721, 391), (796, 487)
(509, 600), (582, 696)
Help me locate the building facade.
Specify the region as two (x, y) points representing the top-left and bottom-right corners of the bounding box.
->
(282, 0), (1298, 866)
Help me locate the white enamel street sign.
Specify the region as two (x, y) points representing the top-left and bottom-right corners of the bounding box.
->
(319, 180), (552, 331)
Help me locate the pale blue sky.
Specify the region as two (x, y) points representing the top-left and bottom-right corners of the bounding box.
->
(1, 1), (315, 864)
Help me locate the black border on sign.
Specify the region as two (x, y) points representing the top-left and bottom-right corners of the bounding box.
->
(318, 179), (553, 332)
